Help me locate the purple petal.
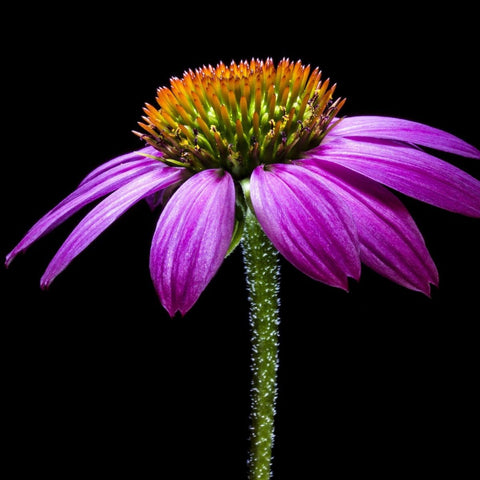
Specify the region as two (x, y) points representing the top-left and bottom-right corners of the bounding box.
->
(5, 158), (164, 267)
(310, 136), (480, 217)
(79, 146), (162, 186)
(330, 115), (480, 159)
(40, 166), (185, 289)
(250, 163), (360, 290)
(300, 160), (439, 294)
(150, 169), (235, 317)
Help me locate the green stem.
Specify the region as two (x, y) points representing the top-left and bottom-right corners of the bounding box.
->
(241, 207), (281, 480)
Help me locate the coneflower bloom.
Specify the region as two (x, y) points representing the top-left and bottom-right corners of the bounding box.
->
(6, 58), (480, 316)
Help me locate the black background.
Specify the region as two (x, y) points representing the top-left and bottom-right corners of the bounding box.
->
(2, 5), (479, 479)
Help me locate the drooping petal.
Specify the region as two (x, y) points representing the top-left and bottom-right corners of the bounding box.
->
(78, 146), (162, 186)
(300, 160), (439, 294)
(40, 166), (185, 288)
(329, 115), (480, 159)
(310, 136), (480, 217)
(250, 163), (360, 290)
(150, 169), (235, 317)
(5, 158), (163, 267)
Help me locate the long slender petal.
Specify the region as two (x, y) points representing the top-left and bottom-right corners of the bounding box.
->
(330, 115), (480, 159)
(300, 160), (439, 294)
(250, 163), (360, 290)
(310, 136), (480, 216)
(78, 146), (162, 186)
(40, 166), (185, 288)
(5, 158), (163, 267)
(150, 169), (235, 317)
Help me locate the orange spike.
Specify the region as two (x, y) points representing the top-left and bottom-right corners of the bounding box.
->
(304, 67), (322, 95)
(155, 88), (177, 116)
(211, 93), (224, 122)
(317, 78), (330, 99)
(297, 92), (311, 120)
(255, 88), (262, 115)
(292, 60), (304, 83)
(267, 85), (276, 119)
(299, 64), (312, 94)
(182, 70), (196, 93)
(160, 111), (179, 130)
(262, 71), (274, 96)
(278, 74), (290, 99)
(220, 104), (232, 130)
(196, 116), (215, 142)
(235, 118), (244, 138)
(204, 86), (217, 112)
(317, 81), (335, 114)
(240, 96), (249, 125)
(175, 104), (192, 124)
(275, 60), (287, 89)
(243, 83), (251, 105)
(143, 102), (159, 117)
(191, 91), (210, 123)
(220, 81), (231, 106)
(137, 122), (158, 138)
(228, 90), (238, 118)
(287, 74), (303, 110)
(177, 124), (194, 141)
(279, 85), (290, 108)
(175, 89), (196, 116)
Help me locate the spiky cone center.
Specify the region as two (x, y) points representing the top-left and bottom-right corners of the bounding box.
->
(135, 58), (345, 179)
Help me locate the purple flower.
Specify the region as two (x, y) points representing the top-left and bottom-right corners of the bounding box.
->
(6, 59), (480, 316)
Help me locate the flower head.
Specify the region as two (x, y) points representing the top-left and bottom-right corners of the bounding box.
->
(135, 58), (343, 178)
(6, 58), (480, 316)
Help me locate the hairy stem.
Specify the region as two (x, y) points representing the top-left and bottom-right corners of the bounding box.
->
(241, 207), (281, 480)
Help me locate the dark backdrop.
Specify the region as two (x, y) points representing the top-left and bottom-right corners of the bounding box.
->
(2, 5), (479, 479)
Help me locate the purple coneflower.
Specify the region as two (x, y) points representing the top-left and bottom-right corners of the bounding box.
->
(6, 58), (480, 314)
(6, 58), (480, 480)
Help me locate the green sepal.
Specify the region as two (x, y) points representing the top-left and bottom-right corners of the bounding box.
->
(226, 215), (245, 257)
(225, 183), (248, 257)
